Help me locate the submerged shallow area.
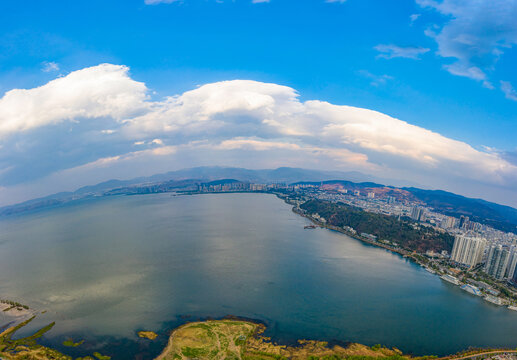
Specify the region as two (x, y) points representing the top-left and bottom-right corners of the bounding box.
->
(0, 193), (516, 359)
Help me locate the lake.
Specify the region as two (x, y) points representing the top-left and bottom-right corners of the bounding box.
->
(0, 193), (516, 359)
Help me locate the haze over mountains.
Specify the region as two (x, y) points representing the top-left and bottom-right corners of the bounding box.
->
(1, 166), (516, 234)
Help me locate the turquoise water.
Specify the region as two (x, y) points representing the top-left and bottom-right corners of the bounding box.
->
(0, 193), (516, 358)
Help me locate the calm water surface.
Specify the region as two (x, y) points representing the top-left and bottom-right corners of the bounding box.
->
(0, 193), (516, 358)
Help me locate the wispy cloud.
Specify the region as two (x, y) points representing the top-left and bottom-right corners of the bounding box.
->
(409, 13), (420, 26)
(325, 0), (347, 3)
(501, 81), (517, 101)
(144, 0), (180, 4)
(444, 63), (493, 89)
(41, 61), (60, 73)
(375, 44), (430, 60)
(358, 70), (394, 87)
(417, 0), (517, 89)
(252, 0), (270, 3)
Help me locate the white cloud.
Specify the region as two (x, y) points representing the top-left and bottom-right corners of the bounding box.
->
(375, 44), (430, 60)
(216, 138), (371, 166)
(501, 80), (517, 101)
(144, 0), (180, 4)
(417, 0), (517, 86)
(325, 0), (347, 3)
(409, 13), (421, 26)
(252, 0), (270, 3)
(0, 64), (516, 206)
(218, 138), (300, 151)
(118, 75), (516, 185)
(443, 63), (490, 85)
(358, 70), (394, 87)
(42, 61), (60, 73)
(0, 64), (148, 136)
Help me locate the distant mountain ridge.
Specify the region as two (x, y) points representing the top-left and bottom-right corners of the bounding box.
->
(1, 166), (516, 234)
(142, 166), (410, 185)
(402, 187), (517, 233)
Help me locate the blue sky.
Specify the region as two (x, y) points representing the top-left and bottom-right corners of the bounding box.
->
(0, 0), (516, 207)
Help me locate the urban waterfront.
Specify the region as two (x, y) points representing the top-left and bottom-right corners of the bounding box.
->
(1, 193), (517, 359)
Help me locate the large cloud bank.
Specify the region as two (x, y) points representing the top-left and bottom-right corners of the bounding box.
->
(0, 64), (515, 205)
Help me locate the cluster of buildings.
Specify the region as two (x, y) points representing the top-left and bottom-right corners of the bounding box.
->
(196, 182), (285, 193)
(295, 184), (517, 252)
(450, 234), (517, 283)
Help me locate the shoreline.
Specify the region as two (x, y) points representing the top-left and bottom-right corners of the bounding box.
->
(290, 204), (412, 258)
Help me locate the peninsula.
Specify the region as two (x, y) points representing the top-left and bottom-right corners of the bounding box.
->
(155, 319), (420, 360)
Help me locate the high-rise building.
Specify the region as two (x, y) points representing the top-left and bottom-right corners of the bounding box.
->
(505, 247), (517, 281)
(459, 215), (470, 230)
(367, 192), (375, 199)
(440, 216), (456, 230)
(484, 244), (510, 280)
(410, 207), (425, 222)
(450, 235), (486, 267)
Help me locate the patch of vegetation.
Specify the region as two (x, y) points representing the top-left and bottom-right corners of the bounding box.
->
(0, 316), (56, 351)
(138, 330), (158, 340)
(62, 338), (84, 347)
(93, 351), (112, 360)
(244, 350), (288, 360)
(0, 299), (29, 310)
(0, 316), (72, 359)
(182, 346), (210, 357)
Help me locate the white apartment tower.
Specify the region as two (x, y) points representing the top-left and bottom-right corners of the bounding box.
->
(450, 235), (487, 267)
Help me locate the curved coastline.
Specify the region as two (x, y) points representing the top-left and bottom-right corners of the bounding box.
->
(280, 195), (517, 311)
